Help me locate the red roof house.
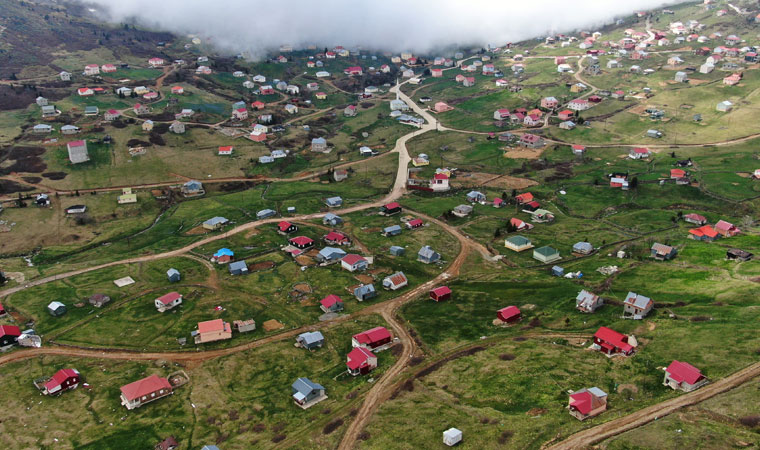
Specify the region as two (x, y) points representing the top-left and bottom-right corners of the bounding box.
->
(406, 218), (423, 229)
(380, 202), (402, 215)
(515, 192), (534, 204)
(715, 220), (740, 237)
(558, 110), (574, 121)
(670, 168), (686, 179)
(346, 347), (377, 376)
(689, 225), (719, 241)
(430, 286), (451, 302)
(324, 231), (350, 245)
(320, 294), (344, 313)
(0, 324), (21, 346)
(120, 374), (172, 409)
(154, 292), (182, 312)
(278, 221), (298, 235)
(684, 213), (707, 225)
(568, 387), (608, 420)
(218, 146), (233, 156)
(43, 368), (81, 395)
(251, 100), (266, 110)
(352, 326), (392, 350)
(663, 360), (708, 392)
(497, 306), (521, 323)
(593, 326), (635, 356)
(289, 236), (314, 249)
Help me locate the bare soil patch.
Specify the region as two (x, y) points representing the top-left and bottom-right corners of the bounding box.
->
(617, 383), (639, 394)
(452, 172), (538, 190)
(249, 261), (275, 272)
(503, 148), (544, 160)
(354, 274), (374, 284)
(262, 319), (284, 331)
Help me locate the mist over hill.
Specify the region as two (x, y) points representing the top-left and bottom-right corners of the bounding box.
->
(81, 0), (683, 57)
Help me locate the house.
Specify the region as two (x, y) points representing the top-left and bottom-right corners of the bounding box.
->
(389, 246), (405, 257)
(510, 218), (533, 231)
(520, 134), (545, 148)
(289, 236), (314, 251)
(181, 180), (204, 197)
(61, 125), (80, 135)
(346, 347), (377, 376)
(142, 120), (154, 132)
(494, 108), (511, 120)
(576, 290), (603, 313)
(382, 271), (408, 290)
(524, 114), (542, 127)
(320, 295), (344, 313)
(285, 104), (298, 115)
(228, 261), (248, 275)
(326, 196), (343, 207)
(297, 331), (325, 350)
(684, 213), (707, 225)
(344, 105), (357, 117)
(715, 220), (740, 237)
(117, 187), (137, 204)
(232, 108), (248, 120)
(716, 100), (733, 112)
(48, 301), (67, 317)
(311, 137), (328, 153)
(148, 57), (165, 67)
(324, 231), (350, 245)
(559, 121), (576, 130)
(594, 326), (635, 356)
(89, 293), (111, 307)
(573, 242), (594, 255)
(689, 225), (719, 241)
(167, 268), (181, 283)
(623, 291), (654, 319)
(60, 71), (71, 81)
(353, 326), (392, 350)
(84, 64), (100, 75)
(572, 144), (586, 156)
(316, 247), (347, 264)
(466, 191), (486, 203)
(647, 129), (663, 139)
(33, 124), (52, 134)
(406, 218), (423, 229)
(194, 319), (232, 344)
(323, 213), (343, 226)
(120, 374), (172, 410)
(674, 71), (688, 83)
(155, 292), (182, 312)
(505, 235), (533, 252)
(42, 368), (81, 396)
(211, 248), (234, 264)
(203, 216), (229, 231)
(541, 97), (559, 109)
(726, 248), (753, 261)
(568, 387), (608, 420)
(380, 202), (402, 216)
(567, 99), (590, 111)
(278, 221), (298, 235)
(496, 306), (521, 324)
(433, 102), (454, 113)
(629, 148), (651, 159)
(83, 106), (99, 116)
(0, 325), (21, 347)
(651, 243), (677, 260)
(104, 109), (120, 121)
(169, 121), (185, 134)
(77, 87), (94, 97)
(533, 246), (561, 263)
(664, 360), (708, 392)
(341, 254), (368, 272)
(353, 284), (377, 301)
(292, 378), (327, 409)
(514, 192), (534, 204)
(418, 246), (440, 264)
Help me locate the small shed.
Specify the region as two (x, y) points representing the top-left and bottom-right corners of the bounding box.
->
(572, 242), (593, 255)
(323, 213), (343, 226)
(497, 306), (521, 323)
(552, 265), (565, 277)
(466, 191), (486, 203)
(430, 286), (451, 302)
(229, 261), (249, 275)
(167, 268), (181, 283)
(389, 246), (405, 256)
(326, 196), (343, 207)
(256, 209), (277, 219)
(48, 301), (67, 317)
(233, 319), (256, 333)
(383, 225), (402, 237)
(443, 428), (463, 447)
(354, 284), (377, 301)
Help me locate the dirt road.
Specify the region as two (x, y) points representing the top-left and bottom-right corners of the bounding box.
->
(546, 361), (760, 449)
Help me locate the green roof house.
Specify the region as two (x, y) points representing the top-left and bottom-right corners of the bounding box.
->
(505, 235), (533, 252)
(533, 246), (561, 263)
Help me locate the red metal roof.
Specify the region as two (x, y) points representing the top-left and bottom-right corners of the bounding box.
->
(278, 221), (293, 231)
(689, 225), (718, 238)
(353, 326), (391, 345)
(44, 368), (79, 391)
(497, 306), (521, 320)
(325, 231), (348, 242)
(670, 169), (686, 178)
(594, 326), (633, 353)
(289, 236), (314, 246)
(666, 360), (704, 385)
(515, 192), (533, 202)
(407, 219), (423, 227)
(569, 391), (592, 415)
(320, 294), (342, 308)
(0, 325), (21, 337)
(346, 347), (375, 370)
(120, 374), (171, 401)
(341, 254), (366, 265)
(433, 173), (449, 180)
(383, 202), (400, 210)
(198, 318), (227, 334)
(684, 213), (705, 222)
(156, 292), (182, 305)
(431, 286), (451, 297)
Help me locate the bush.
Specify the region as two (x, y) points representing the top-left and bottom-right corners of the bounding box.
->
(739, 415), (760, 428)
(499, 353), (516, 361)
(323, 418), (344, 435)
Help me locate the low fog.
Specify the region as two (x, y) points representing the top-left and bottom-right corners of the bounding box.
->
(81, 0), (683, 57)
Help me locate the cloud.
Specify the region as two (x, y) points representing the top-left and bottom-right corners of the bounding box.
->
(82, 0), (682, 58)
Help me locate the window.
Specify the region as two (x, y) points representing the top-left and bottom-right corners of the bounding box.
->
(151, 393), (156, 398)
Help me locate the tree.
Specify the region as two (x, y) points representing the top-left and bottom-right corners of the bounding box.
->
(629, 177), (639, 189)
(0, 271), (6, 285)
